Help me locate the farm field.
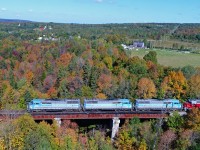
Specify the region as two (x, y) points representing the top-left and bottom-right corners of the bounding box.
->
(127, 48), (200, 68)
(151, 40), (200, 50)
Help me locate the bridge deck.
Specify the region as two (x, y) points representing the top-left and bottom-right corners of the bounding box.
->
(0, 110), (169, 120)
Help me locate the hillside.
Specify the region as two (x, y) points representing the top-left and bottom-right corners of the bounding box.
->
(0, 18), (32, 23)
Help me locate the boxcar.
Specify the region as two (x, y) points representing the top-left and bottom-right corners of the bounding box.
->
(27, 99), (81, 112)
(134, 99), (182, 111)
(83, 99), (132, 111)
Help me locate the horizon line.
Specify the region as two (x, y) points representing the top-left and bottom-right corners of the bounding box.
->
(1, 18), (200, 25)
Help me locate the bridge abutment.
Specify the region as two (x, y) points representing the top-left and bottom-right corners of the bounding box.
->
(54, 118), (62, 127)
(111, 117), (120, 140)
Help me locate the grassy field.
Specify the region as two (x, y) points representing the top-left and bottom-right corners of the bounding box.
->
(126, 49), (200, 68)
(150, 40), (200, 51)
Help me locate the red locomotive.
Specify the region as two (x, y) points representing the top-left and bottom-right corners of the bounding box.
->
(183, 99), (200, 110)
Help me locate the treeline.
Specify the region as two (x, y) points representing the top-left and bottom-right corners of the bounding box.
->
(0, 22), (200, 43)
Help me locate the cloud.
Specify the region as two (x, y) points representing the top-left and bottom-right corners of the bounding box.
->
(1, 8), (7, 11)
(95, 0), (103, 3)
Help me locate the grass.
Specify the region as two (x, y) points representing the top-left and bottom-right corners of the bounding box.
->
(150, 39), (200, 51)
(126, 48), (200, 68)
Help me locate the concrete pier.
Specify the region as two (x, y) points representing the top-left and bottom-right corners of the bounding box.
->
(111, 117), (120, 140)
(54, 118), (62, 127)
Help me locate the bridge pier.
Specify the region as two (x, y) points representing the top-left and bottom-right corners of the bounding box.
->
(111, 117), (120, 140)
(54, 118), (62, 127)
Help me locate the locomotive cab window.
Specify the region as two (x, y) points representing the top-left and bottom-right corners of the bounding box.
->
(164, 102), (171, 104)
(139, 101), (150, 104)
(174, 103), (179, 104)
(113, 102), (121, 104)
(42, 102), (51, 104)
(87, 101), (98, 104)
(67, 101), (79, 104)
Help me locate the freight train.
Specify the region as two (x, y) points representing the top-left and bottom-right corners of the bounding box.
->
(26, 98), (198, 112)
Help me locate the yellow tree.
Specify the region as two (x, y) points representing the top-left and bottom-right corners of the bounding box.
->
(96, 93), (107, 99)
(188, 75), (200, 98)
(137, 77), (156, 99)
(1, 81), (19, 109)
(114, 127), (136, 150)
(161, 71), (187, 99)
(0, 138), (5, 150)
(0, 114), (37, 150)
(138, 139), (147, 150)
(103, 56), (113, 70)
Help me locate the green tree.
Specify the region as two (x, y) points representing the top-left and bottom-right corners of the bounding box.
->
(181, 65), (196, 79)
(58, 78), (70, 98)
(167, 111), (184, 131)
(81, 86), (93, 98)
(89, 67), (99, 92)
(143, 51), (157, 64)
(128, 56), (147, 78)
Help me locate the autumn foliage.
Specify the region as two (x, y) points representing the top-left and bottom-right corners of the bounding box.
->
(137, 77), (156, 99)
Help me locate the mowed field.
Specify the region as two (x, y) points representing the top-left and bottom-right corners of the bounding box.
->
(127, 49), (200, 68)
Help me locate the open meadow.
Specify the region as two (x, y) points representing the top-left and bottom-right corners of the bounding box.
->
(127, 48), (200, 68)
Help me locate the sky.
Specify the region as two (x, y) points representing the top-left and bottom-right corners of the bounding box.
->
(0, 0), (200, 24)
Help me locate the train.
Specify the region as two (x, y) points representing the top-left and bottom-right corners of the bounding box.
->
(27, 98), (197, 112)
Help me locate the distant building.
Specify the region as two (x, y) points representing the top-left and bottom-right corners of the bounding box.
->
(133, 41), (145, 48)
(121, 41), (145, 50)
(39, 26), (45, 31)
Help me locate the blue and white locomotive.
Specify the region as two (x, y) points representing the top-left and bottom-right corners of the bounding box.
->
(27, 99), (81, 112)
(83, 99), (132, 111)
(134, 99), (182, 111)
(27, 98), (183, 112)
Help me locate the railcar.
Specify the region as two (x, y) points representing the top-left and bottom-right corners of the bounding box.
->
(83, 99), (132, 111)
(183, 99), (200, 110)
(27, 99), (81, 112)
(134, 99), (182, 111)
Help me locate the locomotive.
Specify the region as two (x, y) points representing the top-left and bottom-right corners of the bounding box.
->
(183, 99), (200, 110)
(135, 99), (182, 111)
(27, 98), (184, 112)
(27, 99), (81, 112)
(84, 99), (132, 111)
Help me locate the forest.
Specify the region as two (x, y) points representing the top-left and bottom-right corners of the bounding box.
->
(0, 22), (200, 149)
